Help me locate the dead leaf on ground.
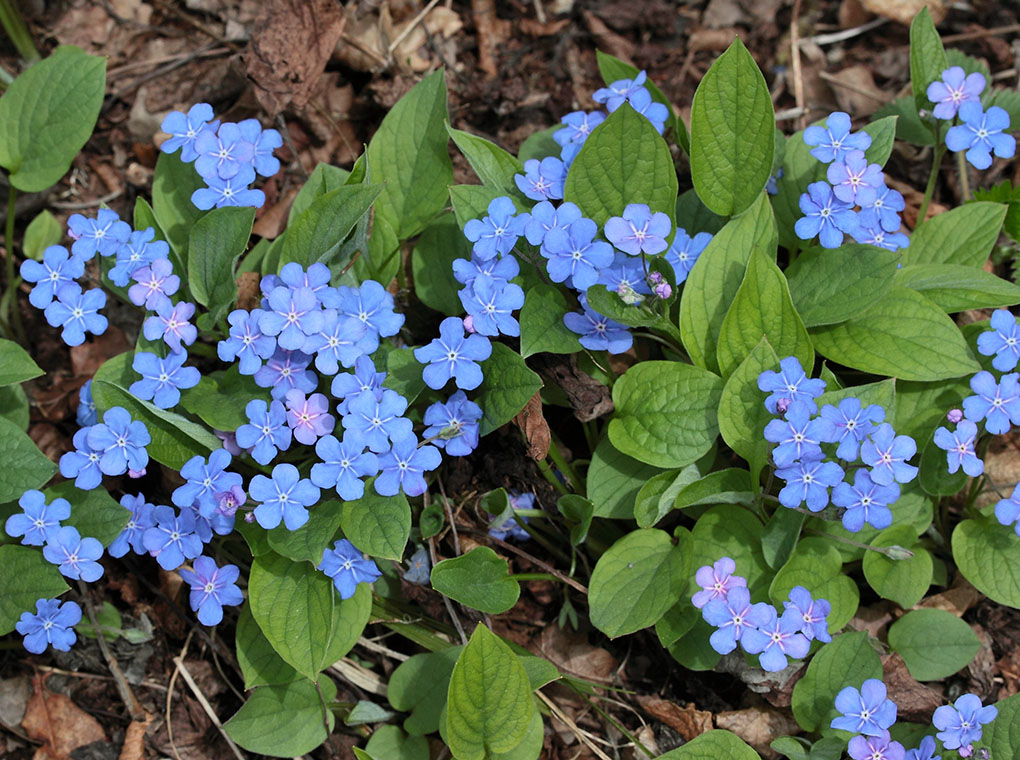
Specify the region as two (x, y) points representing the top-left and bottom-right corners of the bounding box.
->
(583, 11), (635, 63)
(689, 28), (742, 53)
(917, 576), (981, 616)
(882, 653), (942, 722)
(530, 354), (613, 423)
(0, 677), (32, 732)
(535, 625), (617, 683)
(637, 696), (712, 741)
(861, 0), (946, 25)
(827, 65), (890, 118)
(118, 715), (153, 760)
(966, 624), (998, 699)
(716, 704), (800, 758)
(245, 0), (347, 115)
(252, 187), (298, 239)
(69, 326), (132, 378)
(22, 673), (106, 760)
(514, 392), (552, 461)
(848, 600), (895, 639)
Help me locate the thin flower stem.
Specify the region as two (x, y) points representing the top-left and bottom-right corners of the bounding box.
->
(917, 127), (946, 227)
(956, 149), (972, 202)
(0, 0), (41, 62)
(507, 572), (562, 582)
(547, 433), (584, 495)
(804, 528), (913, 559)
(3, 179), (24, 343)
(536, 456), (569, 496)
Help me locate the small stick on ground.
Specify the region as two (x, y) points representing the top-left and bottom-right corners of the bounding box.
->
(388, 0), (442, 56)
(537, 691), (614, 760)
(790, 0), (806, 132)
(461, 527), (588, 594)
(172, 655), (247, 760)
(428, 535), (469, 645)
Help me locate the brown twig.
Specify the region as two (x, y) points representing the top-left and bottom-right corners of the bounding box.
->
(388, 0), (443, 56)
(428, 534), (469, 645)
(172, 655), (247, 760)
(790, 0), (806, 132)
(165, 630), (193, 760)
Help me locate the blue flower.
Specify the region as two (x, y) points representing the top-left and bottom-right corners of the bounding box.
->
(179, 556), (244, 626)
(702, 586), (773, 655)
(763, 400), (837, 468)
(172, 448), (243, 515)
(554, 110), (605, 147)
(414, 317), (493, 391)
(995, 483), (1020, 536)
(16, 599), (82, 654)
(67, 208), (131, 261)
(303, 309), (367, 375)
(904, 736), (939, 760)
(489, 493), (534, 541)
(311, 433), (379, 500)
(318, 538), (381, 599)
(794, 181), (858, 249)
(5, 490), (70, 546)
(775, 458), (845, 511)
(192, 167), (264, 210)
(692, 557), (746, 609)
(593, 70), (647, 110)
(563, 303), (632, 354)
(624, 87), (669, 134)
(933, 419), (983, 477)
(452, 253), (520, 297)
(20, 245), (85, 308)
(851, 223), (910, 251)
(285, 390), (335, 445)
(515, 157), (566, 201)
(87, 406), (151, 476)
(143, 300), (197, 354)
(861, 423), (918, 485)
(460, 278), (524, 337)
(331, 355), (386, 415)
(183, 501), (234, 543)
(194, 121), (255, 180)
(236, 118), (283, 177)
(250, 463), (321, 530)
(108, 493), (155, 558)
(977, 309), (1020, 371)
(847, 734), (905, 760)
(603, 203), (671, 256)
(130, 351), (200, 409)
(740, 606), (811, 672)
(423, 390), (483, 457)
(342, 388), (412, 454)
(109, 227), (170, 287)
(59, 427), (104, 490)
(803, 111), (872, 163)
(758, 357), (826, 415)
(859, 184), (906, 233)
(819, 397), (885, 461)
(524, 200), (582, 246)
(927, 66), (986, 120)
(43, 526), (104, 581)
(963, 370), (1020, 434)
(541, 218), (614, 290)
(463, 196), (527, 260)
(827, 150), (884, 206)
(77, 380), (98, 427)
(44, 284), (108, 346)
(598, 252), (651, 298)
(338, 280), (405, 354)
(260, 286), (325, 351)
(217, 308), (277, 375)
(160, 102), (218, 161)
(143, 505), (203, 570)
(253, 348), (317, 399)
(946, 102), (1016, 170)
(664, 230), (712, 285)
(783, 585), (831, 643)
(832, 470), (899, 532)
(280, 262), (332, 298)
(375, 434), (442, 497)
(404, 545), (431, 584)
(129, 258), (180, 311)
(933, 694), (997, 750)
(235, 399), (292, 465)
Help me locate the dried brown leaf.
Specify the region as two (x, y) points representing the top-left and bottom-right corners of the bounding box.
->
(117, 715), (153, 760)
(22, 674), (106, 760)
(716, 705), (800, 758)
(881, 653), (942, 722)
(536, 625), (617, 682)
(513, 392), (551, 461)
(638, 697), (713, 741)
(860, 0), (946, 25)
(916, 575), (981, 617)
(827, 65), (890, 118)
(583, 11), (635, 63)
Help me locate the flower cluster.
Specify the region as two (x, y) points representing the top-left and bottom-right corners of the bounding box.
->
(796, 111), (909, 251)
(693, 557), (829, 672)
(58, 406), (152, 488)
(760, 357), (918, 531)
(926, 66), (1016, 170)
(159, 102), (281, 209)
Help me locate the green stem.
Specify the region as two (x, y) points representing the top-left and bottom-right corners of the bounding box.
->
(546, 433), (584, 495)
(536, 456), (569, 496)
(3, 181), (24, 343)
(507, 572), (561, 583)
(804, 528), (912, 559)
(0, 0), (40, 61)
(917, 132), (946, 228)
(956, 149), (971, 203)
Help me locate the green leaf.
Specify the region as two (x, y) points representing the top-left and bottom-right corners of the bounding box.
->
(518, 126), (560, 163)
(953, 516), (1020, 608)
(674, 468), (755, 511)
(691, 505), (772, 601)
(236, 604), (301, 688)
(595, 51), (683, 151)
(690, 39), (775, 216)
(982, 693), (1020, 759)
(861, 525), (932, 608)
(658, 730), (759, 760)
(388, 647), (461, 735)
(556, 494), (593, 545)
(785, 245), (899, 328)
(279, 184), (382, 270)
(769, 538), (859, 633)
(675, 189), (727, 236)
(179, 367), (270, 432)
(583, 285), (661, 329)
(873, 97), (936, 146)
(187, 206), (254, 321)
(985, 88), (1020, 129)
(589, 528), (690, 638)
(972, 180), (1020, 245)
(816, 378), (897, 419)
(717, 336), (780, 481)
(761, 507), (805, 569)
(717, 246), (812, 376)
(0, 384), (29, 430)
(634, 466), (700, 528)
(0, 338), (43, 386)
(368, 69), (452, 239)
(430, 547), (521, 614)
(289, 162), (350, 224)
(904, 202), (1007, 267)
(0, 46), (105, 191)
(608, 361), (722, 469)
(446, 625), (534, 760)
(791, 632), (882, 732)
(364, 726), (430, 760)
(519, 655), (560, 690)
(0, 417), (57, 503)
(490, 707), (543, 760)
(75, 600), (122, 642)
(447, 125), (524, 197)
(909, 8), (948, 115)
(680, 192), (777, 373)
(151, 151), (208, 260)
(249, 552), (371, 679)
(476, 343), (543, 436)
(341, 490), (411, 561)
(266, 501), (343, 564)
(809, 287), (979, 381)
(46, 481), (128, 548)
(519, 284), (580, 358)
(411, 214), (471, 316)
(862, 116), (898, 167)
(887, 608), (980, 681)
(587, 437), (663, 519)
(563, 103), (677, 228)
(895, 377), (971, 443)
(22, 210), (62, 260)
(449, 184), (519, 230)
(895, 263), (1020, 312)
(0, 544), (69, 635)
(92, 352), (221, 471)
(224, 677), (336, 757)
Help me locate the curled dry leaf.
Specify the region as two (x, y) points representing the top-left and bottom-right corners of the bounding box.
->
(637, 696), (713, 742)
(117, 714), (152, 760)
(861, 0), (946, 25)
(716, 704), (801, 759)
(22, 674), (106, 760)
(514, 391), (552, 461)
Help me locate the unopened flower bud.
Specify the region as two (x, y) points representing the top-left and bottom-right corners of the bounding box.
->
(128, 468), (146, 479)
(775, 397), (791, 415)
(947, 408), (963, 423)
(881, 545), (914, 561)
(617, 283), (644, 305)
(648, 271), (664, 285)
(463, 314), (476, 334)
(959, 744), (974, 759)
(654, 282), (672, 299)
(244, 512), (256, 523)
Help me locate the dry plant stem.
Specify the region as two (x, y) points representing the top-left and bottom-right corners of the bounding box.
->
(537, 691), (614, 760)
(173, 654), (247, 760)
(956, 150), (972, 201)
(387, 0), (442, 56)
(790, 0), (806, 131)
(428, 535), (469, 644)
(76, 581), (146, 721)
(437, 476), (461, 555)
(166, 630), (194, 760)
(462, 527), (588, 594)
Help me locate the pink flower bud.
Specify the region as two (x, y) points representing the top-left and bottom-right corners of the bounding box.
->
(463, 314), (476, 334)
(947, 408), (963, 423)
(775, 397), (791, 414)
